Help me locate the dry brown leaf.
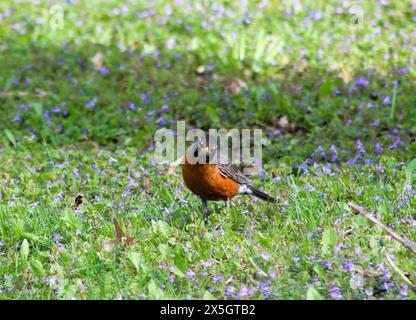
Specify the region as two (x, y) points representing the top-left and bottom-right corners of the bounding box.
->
(1, 91), (29, 97)
(113, 217), (124, 240)
(74, 194), (83, 209)
(281, 55), (289, 65)
(112, 217), (134, 245)
(91, 52), (104, 71)
(143, 177), (151, 187)
(243, 69), (252, 78)
(166, 155), (184, 176)
(278, 116), (289, 129)
(91, 142), (100, 153)
(1, 89), (48, 98)
(340, 66), (352, 84)
(125, 220), (132, 236)
(227, 78), (247, 94)
(34, 88), (48, 97)
(277, 116), (296, 132)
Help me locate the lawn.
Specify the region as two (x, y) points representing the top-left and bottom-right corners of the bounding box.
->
(0, 0), (415, 299)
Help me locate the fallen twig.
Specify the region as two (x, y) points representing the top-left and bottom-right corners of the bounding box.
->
(248, 257), (267, 277)
(385, 252), (412, 285)
(350, 266), (383, 278)
(347, 201), (416, 255)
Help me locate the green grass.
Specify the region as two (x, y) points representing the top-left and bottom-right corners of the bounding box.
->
(0, 0), (415, 299)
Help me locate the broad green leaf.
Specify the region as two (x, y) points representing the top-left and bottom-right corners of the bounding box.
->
(15, 228), (41, 242)
(313, 264), (325, 279)
(4, 129), (16, 146)
(33, 102), (43, 117)
(158, 244), (173, 259)
(405, 159), (416, 184)
(321, 229), (338, 254)
(148, 280), (164, 299)
(306, 287), (323, 300)
(30, 258), (46, 277)
(173, 254), (186, 278)
(128, 252), (142, 271)
(20, 239), (30, 262)
(203, 291), (216, 300)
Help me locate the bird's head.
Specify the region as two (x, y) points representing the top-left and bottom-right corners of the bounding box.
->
(185, 136), (218, 165)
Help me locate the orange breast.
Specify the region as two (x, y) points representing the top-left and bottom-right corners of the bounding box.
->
(182, 162), (239, 201)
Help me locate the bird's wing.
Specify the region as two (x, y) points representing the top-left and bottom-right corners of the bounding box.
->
(218, 163), (251, 185)
(219, 162), (276, 202)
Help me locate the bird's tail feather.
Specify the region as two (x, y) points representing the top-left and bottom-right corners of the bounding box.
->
(249, 186), (276, 202)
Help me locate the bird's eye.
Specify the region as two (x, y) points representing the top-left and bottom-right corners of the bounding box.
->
(193, 149), (199, 157)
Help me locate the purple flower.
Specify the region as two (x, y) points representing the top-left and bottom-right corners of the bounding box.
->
(387, 135), (403, 150)
(375, 143), (383, 155)
(85, 98), (97, 109)
(158, 263), (166, 270)
(212, 274), (223, 283)
(399, 284), (408, 297)
(261, 252), (270, 260)
(377, 163), (384, 174)
(259, 282), (272, 298)
(226, 286), (235, 297)
(305, 183), (315, 192)
(160, 104), (170, 112)
(313, 146), (326, 159)
(329, 145), (338, 162)
(156, 117), (167, 125)
(364, 158), (373, 165)
(185, 269), (196, 281)
(356, 140), (365, 155)
(238, 285), (253, 298)
(51, 106), (61, 113)
(348, 158), (356, 168)
(356, 76), (369, 87)
(329, 285), (342, 300)
(383, 281), (394, 290)
(200, 260), (212, 267)
(166, 38), (176, 50)
(382, 96), (391, 106)
(99, 66), (110, 75)
(73, 168), (81, 179)
(272, 176), (281, 183)
(52, 232), (62, 243)
(323, 164), (334, 176)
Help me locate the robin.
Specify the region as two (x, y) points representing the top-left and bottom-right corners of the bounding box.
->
(182, 137), (276, 225)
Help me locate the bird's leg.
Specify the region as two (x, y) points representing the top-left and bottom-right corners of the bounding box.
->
(226, 198), (230, 209)
(200, 198), (209, 225)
